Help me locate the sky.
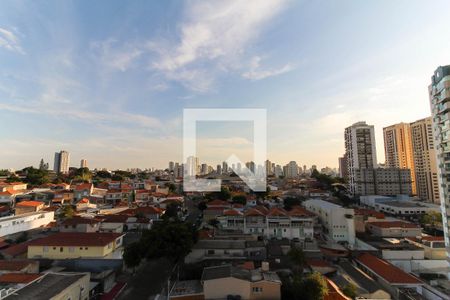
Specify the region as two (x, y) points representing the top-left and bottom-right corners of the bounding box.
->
(1, 0), (450, 170)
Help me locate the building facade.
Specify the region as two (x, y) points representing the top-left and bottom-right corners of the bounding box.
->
(344, 121), (378, 195)
(410, 117), (440, 203)
(303, 199), (355, 246)
(54, 150), (70, 174)
(353, 168), (412, 196)
(383, 123), (416, 194)
(429, 65), (450, 272)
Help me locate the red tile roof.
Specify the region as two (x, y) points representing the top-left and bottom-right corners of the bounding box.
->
(223, 209), (243, 216)
(61, 216), (100, 226)
(356, 253), (422, 284)
(421, 236), (444, 242)
(1, 241), (33, 257)
(207, 200), (230, 207)
(73, 183), (93, 191)
(28, 232), (123, 247)
(354, 208), (385, 219)
(267, 207), (288, 217)
(0, 273), (42, 284)
(0, 260), (36, 271)
(16, 201), (44, 207)
(367, 221), (419, 229)
(288, 207), (315, 217)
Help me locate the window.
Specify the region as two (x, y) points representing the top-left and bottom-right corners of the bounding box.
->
(60, 247), (64, 252)
(252, 287), (263, 293)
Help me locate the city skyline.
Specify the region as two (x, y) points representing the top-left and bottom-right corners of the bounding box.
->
(1, 1), (450, 169)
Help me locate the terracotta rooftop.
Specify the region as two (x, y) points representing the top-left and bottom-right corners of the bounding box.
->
(61, 216), (100, 226)
(367, 221), (419, 229)
(356, 253), (422, 285)
(267, 207), (288, 217)
(0, 273), (42, 284)
(16, 201), (44, 207)
(28, 232), (123, 247)
(0, 260), (36, 271)
(207, 200), (230, 207)
(73, 183), (93, 191)
(223, 208), (243, 216)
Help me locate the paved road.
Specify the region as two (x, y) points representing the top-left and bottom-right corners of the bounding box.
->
(117, 258), (174, 300)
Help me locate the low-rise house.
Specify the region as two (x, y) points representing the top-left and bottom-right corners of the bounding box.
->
(14, 201), (45, 215)
(366, 221), (421, 238)
(120, 206), (164, 221)
(99, 214), (152, 233)
(0, 260), (39, 274)
(354, 208), (385, 233)
(218, 206), (315, 241)
(72, 183), (94, 200)
(185, 239), (266, 264)
(27, 232), (124, 259)
(201, 264), (281, 300)
(0, 211), (55, 237)
(354, 253), (423, 298)
(406, 236), (447, 259)
(303, 199), (355, 245)
(60, 216), (101, 233)
(360, 237), (425, 260)
(0, 182), (27, 192)
(4, 272), (90, 300)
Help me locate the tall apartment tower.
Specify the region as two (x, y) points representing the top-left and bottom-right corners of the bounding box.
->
(80, 159), (87, 169)
(338, 154), (348, 179)
(429, 65), (450, 273)
(54, 150), (70, 174)
(383, 123), (416, 194)
(410, 117), (440, 203)
(344, 121), (378, 195)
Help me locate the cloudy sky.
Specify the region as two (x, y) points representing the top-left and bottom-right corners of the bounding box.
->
(1, 0), (450, 170)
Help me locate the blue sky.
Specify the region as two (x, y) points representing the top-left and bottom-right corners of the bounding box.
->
(1, 0), (450, 170)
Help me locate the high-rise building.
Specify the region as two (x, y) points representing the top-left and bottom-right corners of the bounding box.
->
(383, 123), (416, 194)
(265, 159), (273, 176)
(344, 121), (378, 195)
(54, 150), (70, 174)
(185, 156), (199, 177)
(169, 161), (175, 172)
(284, 161), (299, 178)
(338, 155), (348, 179)
(216, 164), (222, 175)
(80, 159), (87, 169)
(410, 117), (440, 203)
(353, 168), (412, 196)
(429, 65), (450, 270)
(201, 163), (208, 175)
(222, 161), (228, 174)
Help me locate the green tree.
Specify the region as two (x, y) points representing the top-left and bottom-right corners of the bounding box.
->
(420, 211), (442, 227)
(59, 205), (75, 218)
(197, 201), (207, 211)
(123, 242), (142, 272)
(301, 272), (329, 300)
(22, 167), (50, 186)
(283, 197), (304, 210)
(95, 170), (111, 178)
(163, 202), (181, 220)
(73, 167), (92, 182)
(232, 195), (247, 205)
(166, 183), (177, 193)
(342, 283), (357, 299)
(5, 174), (20, 183)
(140, 221), (194, 261)
(288, 247), (306, 275)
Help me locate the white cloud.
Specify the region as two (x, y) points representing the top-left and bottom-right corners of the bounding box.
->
(92, 39), (143, 72)
(0, 27), (24, 54)
(148, 0), (290, 91)
(241, 56), (293, 80)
